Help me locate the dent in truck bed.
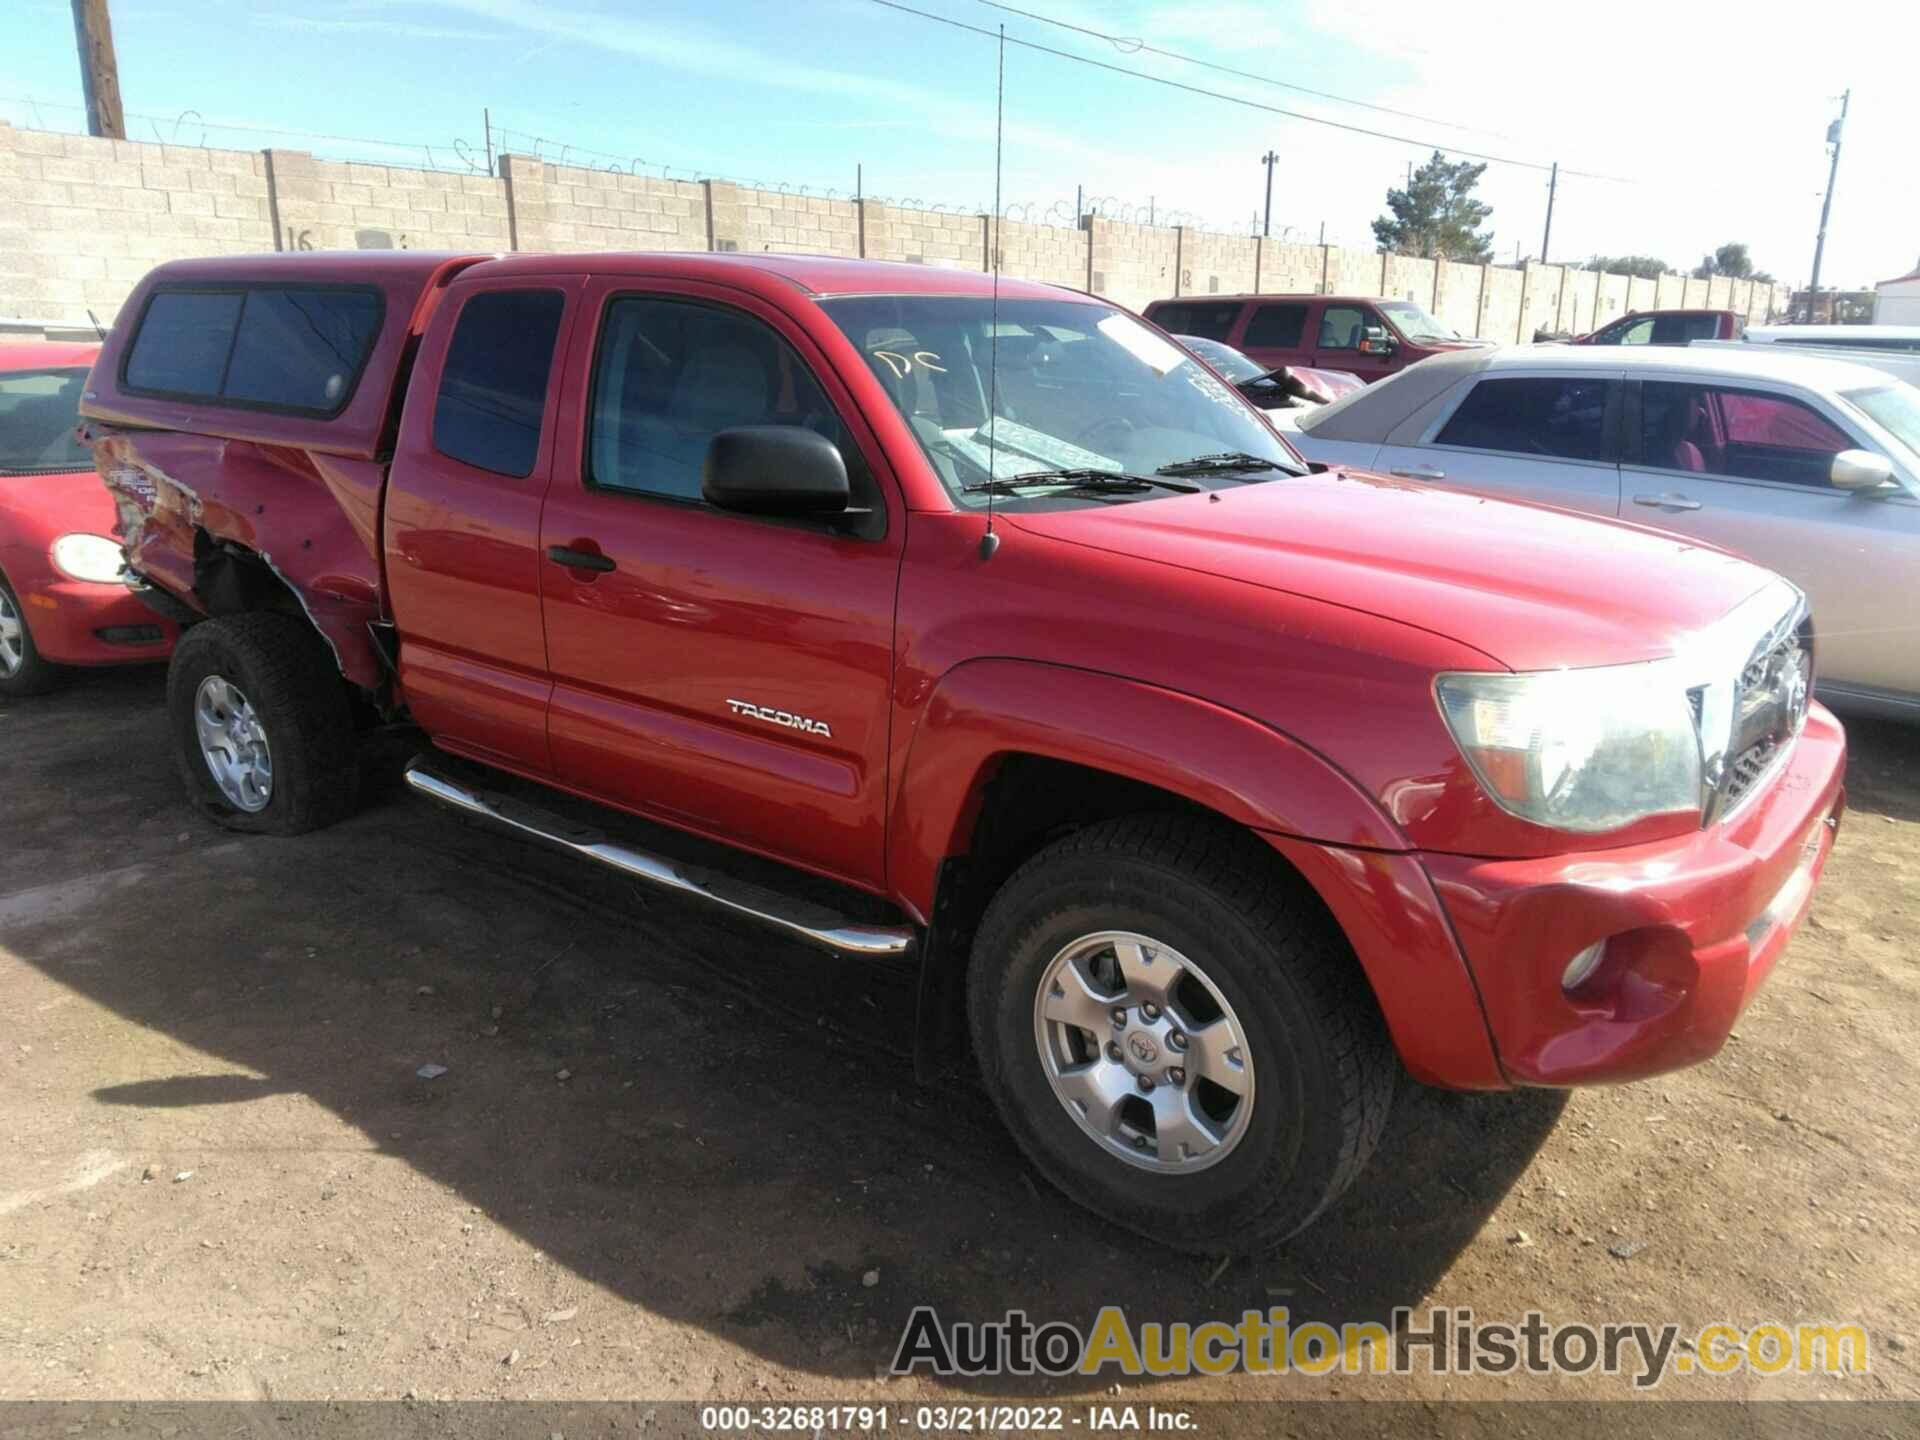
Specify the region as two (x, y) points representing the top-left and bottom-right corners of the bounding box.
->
(80, 251), (488, 691)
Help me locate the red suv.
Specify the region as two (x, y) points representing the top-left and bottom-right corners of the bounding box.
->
(1144, 293), (1489, 383)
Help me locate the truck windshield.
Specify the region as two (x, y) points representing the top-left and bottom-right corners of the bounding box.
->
(822, 295), (1304, 507)
(0, 368), (91, 475)
(1377, 301), (1461, 342)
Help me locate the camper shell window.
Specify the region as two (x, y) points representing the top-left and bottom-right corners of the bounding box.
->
(121, 284), (384, 417)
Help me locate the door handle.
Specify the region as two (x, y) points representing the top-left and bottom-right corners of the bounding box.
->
(1632, 493), (1702, 512)
(1390, 466), (1446, 480)
(547, 545), (616, 573)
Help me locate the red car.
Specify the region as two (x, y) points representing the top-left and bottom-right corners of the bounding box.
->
(1144, 293), (1490, 383)
(0, 341), (174, 695)
(84, 253), (1842, 1252)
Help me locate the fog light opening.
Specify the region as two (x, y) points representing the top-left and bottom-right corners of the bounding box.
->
(1561, 939), (1608, 992)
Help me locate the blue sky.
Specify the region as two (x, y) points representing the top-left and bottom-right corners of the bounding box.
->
(4, 0), (1913, 287)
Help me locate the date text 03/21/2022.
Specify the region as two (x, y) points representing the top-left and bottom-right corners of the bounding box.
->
(698, 1403), (1197, 1432)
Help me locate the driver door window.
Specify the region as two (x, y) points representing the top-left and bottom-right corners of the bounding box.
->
(1316, 306), (1368, 350)
(1638, 382), (1851, 488)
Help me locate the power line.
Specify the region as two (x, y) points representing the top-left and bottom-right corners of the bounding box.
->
(974, 0), (1517, 142)
(863, 0), (1630, 180)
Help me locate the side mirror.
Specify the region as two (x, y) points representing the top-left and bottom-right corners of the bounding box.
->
(1357, 326), (1396, 355)
(703, 426), (850, 516)
(1830, 448), (1894, 492)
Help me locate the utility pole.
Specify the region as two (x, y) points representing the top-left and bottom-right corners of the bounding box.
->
(1809, 88), (1849, 316)
(70, 0), (126, 139)
(1540, 161), (1558, 264)
(1260, 149), (1279, 237)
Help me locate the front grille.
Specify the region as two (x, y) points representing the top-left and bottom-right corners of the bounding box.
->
(1724, 733), (1782, 809)
(1712, 625), (1811, 819)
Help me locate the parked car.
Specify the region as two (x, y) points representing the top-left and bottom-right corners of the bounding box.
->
(1572, 309), (1743, 346)
(83, 251), (1845, 1253)
(1143, 293), (1487, 383)
(0, 340), (175, 695)
(1289, 344), (1920, 719)
(1172, 333), (1360, 410)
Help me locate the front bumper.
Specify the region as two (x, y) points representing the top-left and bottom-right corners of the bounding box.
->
(18, 577), (177, 666)
(1421, 703), (1847, 1086)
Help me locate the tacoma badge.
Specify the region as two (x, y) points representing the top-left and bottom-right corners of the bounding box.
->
(727, 699), (833, 739)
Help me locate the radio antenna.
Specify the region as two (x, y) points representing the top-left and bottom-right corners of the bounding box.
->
(980, 22), (1006, 561)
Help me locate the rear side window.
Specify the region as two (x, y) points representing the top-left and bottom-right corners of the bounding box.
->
(432, 290), (567, 478)
(1149, 302), (1240, 341)
(1436, 376), (1611, 461)
(1244, 303), (1307, 348)
(1652, 313), (1724, 345)
(122, 285), (383, 416)
(0, 368), (91, 473)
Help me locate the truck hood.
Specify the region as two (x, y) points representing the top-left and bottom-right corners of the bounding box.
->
(1003, 468), (1774, 672)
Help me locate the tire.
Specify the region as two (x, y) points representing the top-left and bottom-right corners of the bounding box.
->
(967, 814), (1396, 1254)
(166, 612), (359, 835)
(0, 575), (58, 698)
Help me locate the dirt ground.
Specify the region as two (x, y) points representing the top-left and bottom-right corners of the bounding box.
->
(2, 665), (1916, 1415)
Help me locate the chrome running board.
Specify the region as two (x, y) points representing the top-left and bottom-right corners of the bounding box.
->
(404, 761), (916, 960)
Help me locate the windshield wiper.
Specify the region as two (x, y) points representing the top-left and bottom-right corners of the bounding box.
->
(1155, 451), (1297, 478)
(963, 468), (1203, 496)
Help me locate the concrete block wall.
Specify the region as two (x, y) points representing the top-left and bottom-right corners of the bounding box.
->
(503, 156), (699, 254)
(1594, 272), (1631, 327)
(1257, 241), (1323, 294)
(0, 123), (1804, 336)
(1086, 218), (1176, 313)
(1322, 245), (1380, 296)
(1177, 228), (1256, 297)
(1521, 264), (1564, 338)
(1434, 260), (1483, 337)
(863, 204), (984, 270)
(728, 185), (858, 258)
(997, 217), (1086, 289)
(1, 128), (274, 323)
(1383, 254), (1437, 307)
(1482, 265), (1526, 342)
(268, 150), (510, 254)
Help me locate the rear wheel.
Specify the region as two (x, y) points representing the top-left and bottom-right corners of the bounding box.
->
(0, 577), (57, 697)
(167, 613), (359, 835)
(967, 815), (1396, 1254)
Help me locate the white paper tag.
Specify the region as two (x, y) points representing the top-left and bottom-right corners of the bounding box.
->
(1097, 313), (1187, 376)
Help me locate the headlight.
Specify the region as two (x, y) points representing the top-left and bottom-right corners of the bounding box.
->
(50, 533), (129, 584)
(1435, 661), (1701, 833)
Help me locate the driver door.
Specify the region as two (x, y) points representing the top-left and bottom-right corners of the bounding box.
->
(536, 278), (904, 890)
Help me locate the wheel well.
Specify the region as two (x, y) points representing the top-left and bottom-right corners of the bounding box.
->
(915, 754), (1295, 1079)
(191, 531), (309, 622)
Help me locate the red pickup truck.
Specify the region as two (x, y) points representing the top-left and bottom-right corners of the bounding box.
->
(1571, 308), (1744, 346)
(82, 251), (1844, 1253)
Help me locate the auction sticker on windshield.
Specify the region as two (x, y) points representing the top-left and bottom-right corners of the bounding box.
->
(1097, 313), (1186, 375)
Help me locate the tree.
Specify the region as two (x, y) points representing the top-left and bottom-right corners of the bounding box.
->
(1586, 255), (1669, 279)
(1373, 151), (1494, 262)
(1693, 242), (1761, 280)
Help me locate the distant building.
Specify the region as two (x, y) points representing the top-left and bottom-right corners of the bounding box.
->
(1876, 261), (1920, 325)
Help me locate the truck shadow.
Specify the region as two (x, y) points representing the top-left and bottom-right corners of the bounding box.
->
(11, 666), (1571, 1393)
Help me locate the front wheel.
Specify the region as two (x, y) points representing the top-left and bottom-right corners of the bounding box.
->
(967, 815), (1396, 1254)
(0, 577), (57, 697)
(166, 613), (359, 835)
